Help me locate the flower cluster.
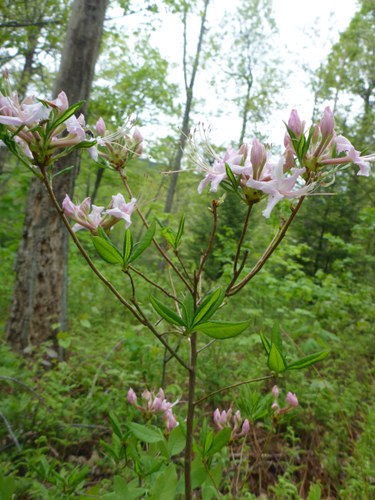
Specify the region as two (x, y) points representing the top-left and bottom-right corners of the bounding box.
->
(88, 116), (143, 169)
(271, 385), (298, 415)
(127, 387), (178, 432)
(192, 107), (373, 218)
(213, 407), (250, 440)
(62, 193), (136, 233)
(0, 72), (91, 167)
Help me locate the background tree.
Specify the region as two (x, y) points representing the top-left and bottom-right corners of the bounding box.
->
(292, 0), (375, 276)
(6, 0), (108, 352)
(164, 0), (210, 214)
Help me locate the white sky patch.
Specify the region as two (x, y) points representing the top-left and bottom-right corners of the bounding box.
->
(118, 0), (357, 151)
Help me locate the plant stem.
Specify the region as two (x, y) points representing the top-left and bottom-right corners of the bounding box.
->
(185, 331), (197, 500)
(226, 197), (305, 296)
(194, 374), (274, 406)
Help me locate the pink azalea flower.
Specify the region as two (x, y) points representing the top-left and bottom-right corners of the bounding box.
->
(246, 161), (312, 218)
(0, 95), (50, 127)
(105, 193), (136, 229)
(334, 135), (371, 176)
(62, 194), (104, 232)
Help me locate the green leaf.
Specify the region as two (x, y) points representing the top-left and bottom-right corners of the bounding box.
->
(0, 474), (18, 500)
(109, 412), (123, 439)
(192, 288), (224, 327)
(268, 343), (287, 373)
(271, 324), (283, 352)
(206, 427), (231, 456)
(150, 296), (185, 327)
(175, 214), (185, 247)
(225, 162), (239, 190)
(130, 221), (156, 262)
(149, 464), (177, 500)
(167, 425), (186, 457)
(102, 476), (146, 500)
(128, 422), (164, 443)
(123, 229), (133, 264)
(259, 333), (271, 355)
(91, 236), (123, 265)
(196, 320), (250, 339)
(49, 100), (85, 129)
(161, 226), (177, 248)
(181, 293), (195, 329)
(287, 350), (330, 370)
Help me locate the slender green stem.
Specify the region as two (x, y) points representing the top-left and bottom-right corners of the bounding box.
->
(194, 375), (274, 406)
(184, 332), (197, 500)
(226, 197), (305, 296)
(196, 200), (218, 284)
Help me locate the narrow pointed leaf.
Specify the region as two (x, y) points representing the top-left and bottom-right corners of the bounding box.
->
(192, 288), (224, 327)
(130, 221), (156, 262)
(123, 229), (133, 264)
(50, 100), (85, 129)
(268, 343), (287, 373)
(259, 333), (271, 355)
(161, 227), (177, 248)
(196, 320), (250, 339)
(287, 350), (330, 370)
(225, 162), (239, 190)
(181, 293), (195, 330)
(150, 296), (185, 327)
(271, 324), (283, 352)
(92, 236), (123, 265)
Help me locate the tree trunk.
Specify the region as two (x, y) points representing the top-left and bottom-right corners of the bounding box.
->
(6, 0), (108, 352)
(164, 0), (210, 214)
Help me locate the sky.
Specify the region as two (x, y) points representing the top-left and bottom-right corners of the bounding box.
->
(128, 0), (358, 148)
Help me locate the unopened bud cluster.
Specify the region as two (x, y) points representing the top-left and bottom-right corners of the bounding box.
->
(89, 116), (143, 170)
(213, 407), (250, 440)
(127, 387), (178, 432)
(271, 385), (298, 415)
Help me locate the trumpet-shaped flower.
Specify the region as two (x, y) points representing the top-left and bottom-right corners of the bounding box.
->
(105, 193), (136, 229)
(247, 161), (313, 218)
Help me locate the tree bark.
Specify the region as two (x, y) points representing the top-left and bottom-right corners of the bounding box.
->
(6, 0), (108, 352)
(164, 0), (210, 214)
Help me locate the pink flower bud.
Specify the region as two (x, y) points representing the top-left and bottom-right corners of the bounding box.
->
(141, 390), (152, 403)
(272, 385), (279, 400)
(271, 402), (280, 412)
(132, 127), (143, 144)
(286, 392), (298, 408)
(151, 397), (163, 412)
(96, 117), (106, 137)
(241, 419), (250, 436)
(320, 106), (334, 138)
(164, 410), (178, 432)
(157, 388), (165, 400)
(288, 109), (304, 137)
(55, 91), (69, 112)
(127, 388), (137, 405)
(250, 138), (267, 172)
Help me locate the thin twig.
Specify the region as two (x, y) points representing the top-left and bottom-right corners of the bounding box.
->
(227, 203), (253, 291)
(0, 375), (49, 408)
(87, 338), (126, 399)
(194, 375), (274, 406)
(196, 200), (218, 283)
(0, 408), (21, 452)
(227, 197), (305, 296)
(128, 265), (180, 303)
